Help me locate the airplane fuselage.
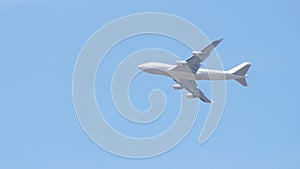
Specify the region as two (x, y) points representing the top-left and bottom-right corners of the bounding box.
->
(137, 38), (251, 103)
(138, 62), (246, 81)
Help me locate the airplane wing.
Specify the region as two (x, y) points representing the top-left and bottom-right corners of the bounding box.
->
(172, 39), (223, 74)
(174, 79), (212, 103)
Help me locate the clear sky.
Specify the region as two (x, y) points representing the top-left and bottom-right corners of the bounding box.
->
(1, 0), (299, 168)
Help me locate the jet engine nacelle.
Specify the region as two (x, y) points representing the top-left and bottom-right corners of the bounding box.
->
(186, 93), (196, 99)
(172, 84), (182, 90)
(176, 60), (187, 66)
(192, 51), (202, 57)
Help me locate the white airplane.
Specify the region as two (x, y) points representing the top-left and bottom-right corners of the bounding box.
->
(138, 39), (251, 103)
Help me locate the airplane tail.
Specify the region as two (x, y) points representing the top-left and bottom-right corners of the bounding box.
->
(229, 62), (251, 86)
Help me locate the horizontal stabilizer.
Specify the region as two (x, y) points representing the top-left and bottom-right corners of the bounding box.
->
(229, 62), (251, 86)
(235, 78), (248, 86)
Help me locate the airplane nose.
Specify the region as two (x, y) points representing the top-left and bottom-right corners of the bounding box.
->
(138, 64), (143, 70)
(138, 63), (147, 70)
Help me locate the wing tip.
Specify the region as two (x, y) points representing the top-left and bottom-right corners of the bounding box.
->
(212, 38), (223, 47)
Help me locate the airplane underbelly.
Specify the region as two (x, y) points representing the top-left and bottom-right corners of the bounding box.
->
(168, 71), (196, 80)
(167, 70), (233, 80)
(195, 71), (228, 80)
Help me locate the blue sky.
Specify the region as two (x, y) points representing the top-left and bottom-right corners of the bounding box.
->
(1, 0), (299, 168)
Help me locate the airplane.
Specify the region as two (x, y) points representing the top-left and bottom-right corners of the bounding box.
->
(138, 39), (251, 103)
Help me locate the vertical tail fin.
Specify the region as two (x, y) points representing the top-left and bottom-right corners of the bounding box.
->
(229, 62), (251, 86)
